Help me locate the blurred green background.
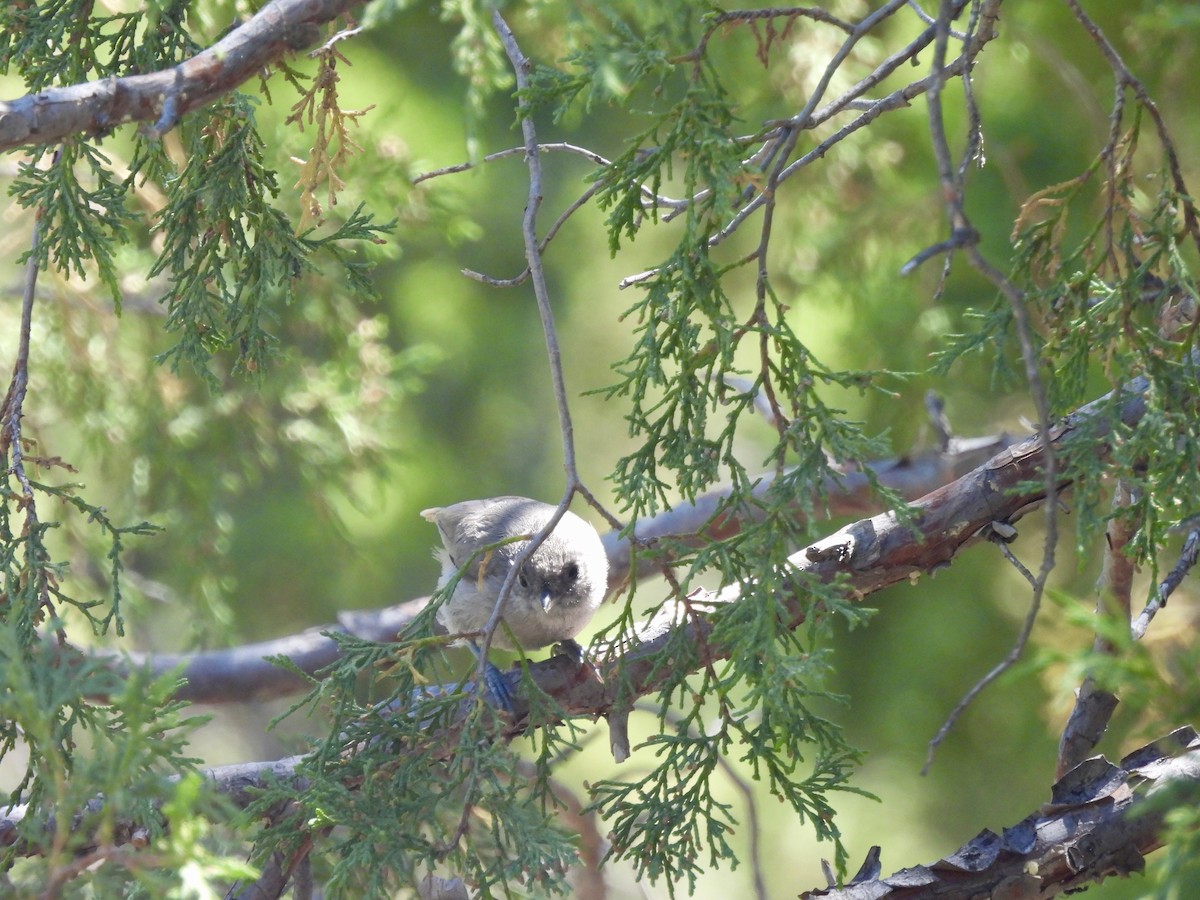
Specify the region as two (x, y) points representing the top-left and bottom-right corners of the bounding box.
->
(2, 0), (1198, 896)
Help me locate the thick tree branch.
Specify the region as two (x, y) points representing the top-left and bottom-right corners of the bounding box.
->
(801, 727), (1200, 899)
(73, 353), (1183, 721)
(79, 435), (1011, 705)
(1057, 480), (1138, 777)
(578, 370), (1160, 722)
(294, 367), (1176, 741)
(89, 601), (430, 705)
(0, 0), (362, 151)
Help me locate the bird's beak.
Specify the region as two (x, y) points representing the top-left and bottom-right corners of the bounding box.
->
(541, 589), (554, 613)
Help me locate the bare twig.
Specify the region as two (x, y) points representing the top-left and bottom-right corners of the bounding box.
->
(467, 7), (596, 681)
(462, 181), (604, 288)
(899, 226), (979, 276)
(921, 531), (1044, 777)
(414, 143), (608, 185)
(1, 201), (42, 498)
(994, 537), (1036, 588)
(905, 0), (966, 38)
(690, 6), (856, 63)
(420, 140), (692, 288)
(311, 23), (363, 56)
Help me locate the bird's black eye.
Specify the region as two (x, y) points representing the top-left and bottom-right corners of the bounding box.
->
(563, 562), (579, 584)
(518, 570), (530, 590)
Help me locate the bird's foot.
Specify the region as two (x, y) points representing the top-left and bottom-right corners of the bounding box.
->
(551, 638), (585, 667)
(480, 658), (515, 712)
(466, 641), (515, 712)
(552, 638), (603, 684)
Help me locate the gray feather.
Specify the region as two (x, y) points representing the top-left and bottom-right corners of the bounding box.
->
(421, 496), (608, 650)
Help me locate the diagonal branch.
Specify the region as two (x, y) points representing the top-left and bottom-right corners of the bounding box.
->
(56, 356), (1190, 722)
(75, 435), (1011, 705)
(589, 368), (1162, 721)
(71, 351), (1185, 717)
(0, 0), (363, 151)
(1132, 525), (1200, 639)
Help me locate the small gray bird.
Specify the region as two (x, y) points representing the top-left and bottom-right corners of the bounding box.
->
(421, 496), (608, 652)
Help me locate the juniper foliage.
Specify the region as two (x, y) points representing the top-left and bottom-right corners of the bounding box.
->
(0, 1), (1198, 897)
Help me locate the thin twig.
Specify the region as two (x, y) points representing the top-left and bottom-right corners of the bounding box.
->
(413, 143), (609, 185)
(2, 203), (43, 497)
(921, 0), (1058, 772)
(462, 181), (603, 287)
(622, 0), (987, 289)
(921, 529), (1044, 776)
(906, 0), (966, 38)
(454, 9), (624, 744)
(691, 6), (856, 63)
(417, 141), (691, 224)
(1064, 0), (1200, 257)
(900, 226), (979, 275)
(994, 538), (1036, 588)
(1132, 527), (1200, 639)
(788, 0), (912, 131)
(310, 24), (363, 56)
(1099, 81), (1128, 272)
(1, 175), (62, 632)
(954, 0), (988, 177)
